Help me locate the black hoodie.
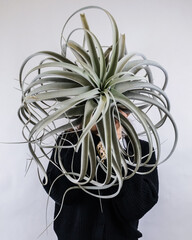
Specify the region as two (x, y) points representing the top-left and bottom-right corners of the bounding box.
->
(43, 131), (159, 240)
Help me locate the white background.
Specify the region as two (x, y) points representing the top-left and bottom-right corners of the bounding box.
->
(0, 0), (191, 239)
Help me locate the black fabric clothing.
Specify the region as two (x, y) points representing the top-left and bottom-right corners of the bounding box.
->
(43, 131), (159, 240)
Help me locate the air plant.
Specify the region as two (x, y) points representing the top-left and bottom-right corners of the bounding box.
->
(18, 6), (178, 199)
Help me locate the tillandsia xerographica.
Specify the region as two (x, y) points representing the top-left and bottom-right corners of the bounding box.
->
(18, 6), (178, 198)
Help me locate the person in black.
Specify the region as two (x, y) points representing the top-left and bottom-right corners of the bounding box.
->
(43, 111), (159, 240)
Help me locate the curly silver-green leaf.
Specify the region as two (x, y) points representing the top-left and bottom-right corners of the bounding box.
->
(18, 6), (178, 199)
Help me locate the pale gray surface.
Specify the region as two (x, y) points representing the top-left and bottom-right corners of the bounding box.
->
(0, 0), (191, 239)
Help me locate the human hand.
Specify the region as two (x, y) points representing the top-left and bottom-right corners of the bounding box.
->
(91, 109), (129, 140)
(115, 118), (122, 140)
(115, 109), (129, 139)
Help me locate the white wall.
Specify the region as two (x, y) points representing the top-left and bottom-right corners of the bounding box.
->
(0, 0), (191, 239)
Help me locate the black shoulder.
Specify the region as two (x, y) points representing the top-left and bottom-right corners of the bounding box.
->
(56, 130), (80, 145)
(139, 139), (156, 165)
(124, 136), (156, 164)
(139, 139), (150, 155)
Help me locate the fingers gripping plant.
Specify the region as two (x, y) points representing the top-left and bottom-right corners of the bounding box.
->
(18, 6), (178, 198)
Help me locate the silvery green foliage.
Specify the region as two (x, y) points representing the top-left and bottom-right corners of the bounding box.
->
(18, 6), (177, 199)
